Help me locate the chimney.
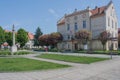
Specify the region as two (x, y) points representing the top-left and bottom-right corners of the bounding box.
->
(86, 6), (90, 10)
(74, 8), (77, 12)
(98, 8), (100, 13)
(95, 6), (98, 9)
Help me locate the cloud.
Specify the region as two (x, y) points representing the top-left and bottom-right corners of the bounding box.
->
(48, 8), (59, 18)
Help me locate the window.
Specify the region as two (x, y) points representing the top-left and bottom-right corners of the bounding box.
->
(108, 17), (110, 26)
(115, 22), (117, 29)
(83, 20), (86, 28)
(112, 20), (114, 28)
(67, 24), (70, 31)
(68, 44), (70, 49)
(74, 16), (78, 20)
(68, 35), (70, 40)
(74, 22), (78, 31)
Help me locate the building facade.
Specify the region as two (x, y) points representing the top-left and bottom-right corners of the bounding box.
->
(25, 32), (34, 49)
(57, 1), (118, 50)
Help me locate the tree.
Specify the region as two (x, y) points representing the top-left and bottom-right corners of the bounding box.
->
(5, 32), (12, 46)
(0, 26), (5, 46)
(75, 30), (91, 50)
(38, 32), (63, 49)
(38, 34), (50, 46)
(34, 27), (43, 46)
(118, 33), (120, 48)
(17, 28), (28, 47)
(49, 32), (63, 48)
(99, 31), (110, 50)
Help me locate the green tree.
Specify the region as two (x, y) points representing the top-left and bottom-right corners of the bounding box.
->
(0, 26), (5, 46)
(17, 28), (28, 47)
(5, 32), (17, 46)
(99, 31), (110, 50)
(5, 32), (12, 46)
(34, 27), (43, 46)
(75, 30), (91, 50)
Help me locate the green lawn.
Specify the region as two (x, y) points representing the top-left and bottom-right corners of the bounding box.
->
(37, 54), (109, 64)
(0, 58), (69, 72)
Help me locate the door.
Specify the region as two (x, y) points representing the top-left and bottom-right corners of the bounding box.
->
(74, 43), (78, 50)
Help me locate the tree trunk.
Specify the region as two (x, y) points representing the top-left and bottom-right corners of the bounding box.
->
(103, 45), (105, 51)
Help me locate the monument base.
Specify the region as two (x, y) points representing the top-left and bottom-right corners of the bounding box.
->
(11, 45), (17, 53)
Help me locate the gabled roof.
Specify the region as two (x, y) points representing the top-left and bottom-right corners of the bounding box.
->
(28, 32), (34, 40)
(57, 1), (113, 26)
(57, 17), (65, 26)
(90, 6), (107, 17)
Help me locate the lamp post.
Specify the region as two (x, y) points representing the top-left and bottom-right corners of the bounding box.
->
(110, 42), (113, 59)
(71, 35), (74, 52)
(110, 37), (114, 59)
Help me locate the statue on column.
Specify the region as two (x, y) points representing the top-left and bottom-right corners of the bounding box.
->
(11, 24), (17, 53)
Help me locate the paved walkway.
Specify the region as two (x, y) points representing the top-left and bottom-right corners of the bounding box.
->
(0, 52), (120, 80)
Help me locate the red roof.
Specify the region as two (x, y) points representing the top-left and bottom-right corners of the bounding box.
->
(57, 6), (107, 25)
(90, 6), (106, 17)
(57, 17), (65, 26)
(28, 32), (34, 40)
(4, 30), (12, 33)
(2, 42), (8, 46)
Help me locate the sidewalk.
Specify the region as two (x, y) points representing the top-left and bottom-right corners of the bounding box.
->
(0, 52), (120, 80)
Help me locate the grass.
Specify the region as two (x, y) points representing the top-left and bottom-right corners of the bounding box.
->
(37, 54), (109, 64)
(74, 50), (119, 55)
(0, 58), (69, 72)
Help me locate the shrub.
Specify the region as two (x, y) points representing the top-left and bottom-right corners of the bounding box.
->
(33, 48), (45, 51)
(0, 51), (11, 55)
(73, 50), (87, 53)
(49, 48), (58, 52)
(14, 51), (32, 55)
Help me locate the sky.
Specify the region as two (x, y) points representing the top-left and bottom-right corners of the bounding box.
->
(0, 0), (120, 34)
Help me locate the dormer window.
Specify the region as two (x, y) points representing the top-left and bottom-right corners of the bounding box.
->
(108, 17), (110, 27)
(74, 16), (78, 20)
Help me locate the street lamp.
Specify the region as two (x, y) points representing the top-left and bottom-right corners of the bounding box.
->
(109, 37), (116, 59)
(110, 42), (113, 59)
(71, 35), (74, 52)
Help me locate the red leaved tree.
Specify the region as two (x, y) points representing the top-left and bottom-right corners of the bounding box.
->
(99, 31), (110, 50)
(38, 34), (50, 46)
(38, 32), (63, 48)
(49, 32), (63, 48)
(75, 30), (91, 50)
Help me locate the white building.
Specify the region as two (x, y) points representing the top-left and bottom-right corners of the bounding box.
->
(57, 1), (118, 50)
(25, 32), (34, 49)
